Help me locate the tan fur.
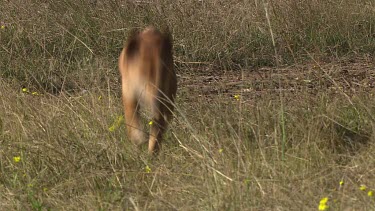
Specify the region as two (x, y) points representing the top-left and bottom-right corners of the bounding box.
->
(118, 26), (177, 155)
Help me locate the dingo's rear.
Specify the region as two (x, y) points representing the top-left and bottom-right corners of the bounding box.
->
(118, 26), (177, 154)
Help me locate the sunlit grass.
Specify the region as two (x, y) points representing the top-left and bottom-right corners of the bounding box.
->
(318, 180), (375, 210)
(1, 78), (374, 210)
(0, 0), (374, 210)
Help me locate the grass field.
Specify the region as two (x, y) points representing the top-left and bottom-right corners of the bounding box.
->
(1, 0), (375, 210)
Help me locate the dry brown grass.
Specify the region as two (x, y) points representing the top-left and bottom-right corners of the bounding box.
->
(1, 0), (375, 210)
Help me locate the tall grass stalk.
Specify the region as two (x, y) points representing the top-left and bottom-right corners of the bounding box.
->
(263, 0), (286, 160)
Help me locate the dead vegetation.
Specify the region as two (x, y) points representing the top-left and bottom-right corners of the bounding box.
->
(1, 0), (375, 210)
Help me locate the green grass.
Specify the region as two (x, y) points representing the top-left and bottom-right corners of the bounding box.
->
(1, 0), (375, 210)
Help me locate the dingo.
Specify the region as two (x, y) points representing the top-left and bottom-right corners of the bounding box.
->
(118, 26), (177, 154)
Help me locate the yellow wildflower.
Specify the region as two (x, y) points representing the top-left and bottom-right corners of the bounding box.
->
(218, 148), (223, 153)
(148, 121), (153, 125)
(319, 197), (328, 204)
(108, 125), (115, 132)
(360, 185), (366, 191)
(319, 204), (328, 211)
(1, 25), (5, 29)
(318, 197), (329, 211)
(368, 190), (373, 197)
(108, 115), (124, 132)
(145, 165), (151, 173)
(22, 88), (28, 92)
(339, 180), (344, 186)
(13, 156), (21, 163)
(116, 115), (124, 123)
(31, 91), (39, 95)
(234, 94), (240, 101)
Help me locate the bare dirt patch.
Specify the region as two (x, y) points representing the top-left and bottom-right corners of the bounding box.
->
(179, 58), (375, 103)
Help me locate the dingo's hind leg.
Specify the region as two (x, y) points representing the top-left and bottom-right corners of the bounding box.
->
(123, 95), (146, 145)
(148, 100), (167, 155)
